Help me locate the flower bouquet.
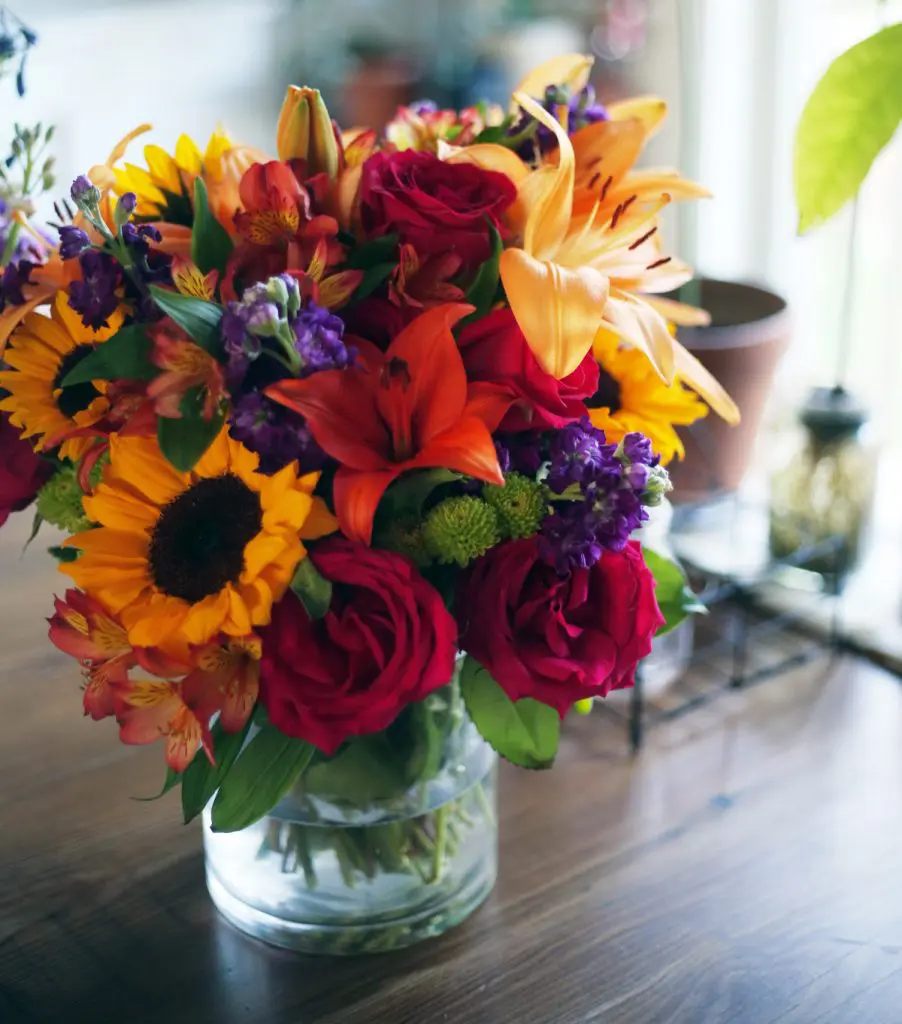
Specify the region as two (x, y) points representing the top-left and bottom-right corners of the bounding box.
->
(0, 53), (737, 953)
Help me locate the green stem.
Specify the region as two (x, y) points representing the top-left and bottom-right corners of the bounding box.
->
(474, 781), (495, 830)
(0, 220), (22, 267)
(431, 805), (449, 884)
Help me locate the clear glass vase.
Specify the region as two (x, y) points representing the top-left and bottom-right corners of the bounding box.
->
(203, 679), (498, 954)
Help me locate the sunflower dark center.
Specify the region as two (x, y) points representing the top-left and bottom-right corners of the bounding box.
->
(149, 474), (263, 603)
(586, 368), (622, 414)
(53, 345), (101, 419)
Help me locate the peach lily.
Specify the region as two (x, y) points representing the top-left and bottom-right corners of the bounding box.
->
(267, 303), (506, 544)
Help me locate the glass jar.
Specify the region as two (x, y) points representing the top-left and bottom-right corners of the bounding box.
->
(204, 675), (497, 955)
(769, 386), (877, 584)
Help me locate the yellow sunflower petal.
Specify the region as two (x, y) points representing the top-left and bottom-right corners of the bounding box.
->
(107, 434), (188, 505)
(299, 497), (339, 540)
(181, 590), (231, 645)
(500, 247), (609, 379)
(143, 145), (183, 194)
(174, 134), (204, 176)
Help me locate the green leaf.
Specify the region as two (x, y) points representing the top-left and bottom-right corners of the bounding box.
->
(133, 765), (182, 803)
(61, 325), (157, 385)
(303, 735), (409, 804)
(149, 285), (224, 355)
(181, 718), (251, 824)
(157, 387), (224, 472)
(400, 697), (446, 788)
(381, 468), (461, 518)
(210, 724), (315, 833)
(191, 177), (233, 279)
(47, 544), (80, 563)
(23, 510), (43, 551)
(460, 656), (559, 769)
(642, 546), (706, 636)
(349, 261), (396, 304)
(290, 557), (333, 620)
(795, 24), (902, 232)
(347, 233), (398, 269)
(463, 224), (502, 322)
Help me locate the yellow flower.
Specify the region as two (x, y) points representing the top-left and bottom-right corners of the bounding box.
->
(0, 294), (123, 461)
(588, 332), (708, 465)
(62, 430), (337, 658)
(89, 126), (266, 228)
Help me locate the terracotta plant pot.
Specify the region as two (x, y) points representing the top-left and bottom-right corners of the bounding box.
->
(667, 279), (790, 504)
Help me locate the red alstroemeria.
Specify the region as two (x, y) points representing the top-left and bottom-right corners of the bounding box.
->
(225, 160), (344, 299)
(183, 634), (261, 733)
(114, 675), (221, 772)
(389, 244), (465, 310)
(301, 237), (362, 311)
(146, 323), (227, 421)
(268, 303), (507, 544)
(48, 589), (184, 720)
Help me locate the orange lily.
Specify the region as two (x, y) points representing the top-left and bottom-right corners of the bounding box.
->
(267, 303), (506, 544)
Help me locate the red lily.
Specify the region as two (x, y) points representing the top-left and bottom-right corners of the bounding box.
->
(267, 303), (507, 544)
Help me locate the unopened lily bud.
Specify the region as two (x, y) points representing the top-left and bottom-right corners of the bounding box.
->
(276, 85), (339, 180)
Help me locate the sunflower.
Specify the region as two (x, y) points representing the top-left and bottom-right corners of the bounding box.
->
(62, 430), (337, 657)
(587, 334), (708, 465)
(90, 128), (266, 228)
(0, 293), (123, 462)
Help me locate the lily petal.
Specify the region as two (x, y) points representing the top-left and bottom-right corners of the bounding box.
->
(512, 54), (594, 109)
(674, 341), (741, 424)
(514, 92), (575, 261)
(411, 418), (504, 486)
(500, 247), (609, 379)
(606, 96), (668, 138)
(333, 467), (400, 545)
(602, 287), (676, 383)
(644, 295), (712, 327)
(571, 118), (646, 193)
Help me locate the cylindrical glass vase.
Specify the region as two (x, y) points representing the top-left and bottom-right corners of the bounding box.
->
(204, 680), (498, 954)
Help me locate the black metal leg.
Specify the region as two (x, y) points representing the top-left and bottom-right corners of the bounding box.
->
(629, 664), (644, 753)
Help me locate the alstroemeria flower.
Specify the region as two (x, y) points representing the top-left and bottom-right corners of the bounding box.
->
(171, 256), (218, 301)
(267, 303), (506, 544)
(183, 634), (261, 733)
(388, 244), (465, 310)
(147, 322), (227, 421)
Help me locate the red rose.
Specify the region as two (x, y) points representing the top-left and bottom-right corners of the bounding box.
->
(458, 308), (599, 431)
(0, 411), (52, 528)
(457, 537), (663, 715)
(259, 539), (458, 754)
(360, 150), (516, 265)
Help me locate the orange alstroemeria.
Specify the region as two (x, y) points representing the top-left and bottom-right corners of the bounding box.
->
(389, 244), (465, 310)
(171, 256), (219, 301)
(183, 634), (261, 734)
(302, 237), (362, 310)
(114, 675), (220, 772)
(147, 322), (227, 421)
(267, 303), (506, 544)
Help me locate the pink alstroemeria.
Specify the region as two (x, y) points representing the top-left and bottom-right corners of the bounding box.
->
(147, 323), (226, 421)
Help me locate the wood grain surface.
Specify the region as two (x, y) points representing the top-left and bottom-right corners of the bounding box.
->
(2, 511), (902, 1024)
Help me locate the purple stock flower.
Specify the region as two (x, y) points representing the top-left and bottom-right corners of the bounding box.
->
(545, 415), (619, 493)
(510, 83), (609, 160)
(57, 224), (90, 260)
(494, 432), (545, 477)
(229, 391), (326, 475)
(69, 175), (94, 201)
(538, 504), (606, 574)
(620, 431), (657, 467)
(0, 257), (36, 311)
(293, 301), (354, 376)
(67, 250), (121, 330)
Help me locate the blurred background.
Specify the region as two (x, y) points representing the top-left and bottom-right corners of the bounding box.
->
(6, 0), (902, 673)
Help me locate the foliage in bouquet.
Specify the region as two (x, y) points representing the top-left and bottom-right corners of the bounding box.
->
(0, 52), (739, 831)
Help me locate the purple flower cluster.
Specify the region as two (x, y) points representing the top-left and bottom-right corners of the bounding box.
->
(511, 83), (609, 160)
(537, 418), (665, 574)
(223, 276), (354, 474)
(494, 432), (544, 477)
(67, 250), (121, 330)
(0, 256), (36, 312)
(229, 392), (325, 476)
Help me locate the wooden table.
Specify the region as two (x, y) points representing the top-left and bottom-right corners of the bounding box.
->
(3, 513), (902, 1024)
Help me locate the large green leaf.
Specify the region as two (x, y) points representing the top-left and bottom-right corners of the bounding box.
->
(181, 719), (251, 824)
(795, 24), (902, 233)
(210, 724), (314, 833)
(157, 386), (224, 472)
(148, 285), (224, 355)
(61, 325), (157, 385)
(191, 177), (233, 279)
(347, 233), (398, 269)
(642, 547), (706, 636)
(460, 656), (559, 769)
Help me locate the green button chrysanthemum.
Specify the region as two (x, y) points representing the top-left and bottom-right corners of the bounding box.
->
(36, 463), (92, 533)
(482, 472), (549, 540)
(423, 496), (501, 567)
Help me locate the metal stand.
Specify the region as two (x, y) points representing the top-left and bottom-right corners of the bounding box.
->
(606, 532), (848, 753)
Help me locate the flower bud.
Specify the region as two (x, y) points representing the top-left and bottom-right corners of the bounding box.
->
(641, 464), (672, 507)
(114, 191), (137, 227)
(58, 225), (91, 260)
(276, 85), (339, 180)
(70, 174), (100, 209)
